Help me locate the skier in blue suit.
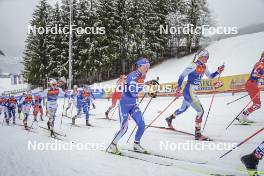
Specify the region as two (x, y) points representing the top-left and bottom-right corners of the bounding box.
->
(108, 57), (158, 154)
(72, 85), (95, 126)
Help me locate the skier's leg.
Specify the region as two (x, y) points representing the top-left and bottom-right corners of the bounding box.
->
(22, 107), (28, 128)
(7, 108), (11, 124)
(188, 86), (207, 140)
(105, 98), (117, 118)
(39, 106), (43, 121)
(12, 109), (16, 124)
(238, 81), (260, 123)
(112, 103), (129, 145)
(84, 104), (90, 126)
(166, 85), (191, 128)
(245, 80), (261, 115)
(72, 105), (81, 125)
(47, 102), (57, 131)
(33, 104), (38, 121)
(130, 105), (145, 143)
(65, 99), (72, 112)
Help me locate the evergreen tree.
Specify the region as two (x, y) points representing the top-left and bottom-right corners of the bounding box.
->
(23, 0), (52, 86)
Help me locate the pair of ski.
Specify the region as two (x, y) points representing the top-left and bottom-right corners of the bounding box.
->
(149, 125), (215, 141)
(95, 117), (117, 121)
(39, 126), (66, 141)
(14, 123), (38, 133)
(106, 148), (208, 167)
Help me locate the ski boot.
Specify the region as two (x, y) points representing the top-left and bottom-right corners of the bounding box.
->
(86, 119), (91, 126)
(12, 120), (15, 125)
(133, 142), (149, 154)
(72, 117), (76, 125)
(23, 120), (28, 129)
(5, 119), (10, 125)
(50, 129), (55, 137)
(34, 116), (38, 122)
(107, 143), (121, 155)
(241, 153), (260, 176)
(105, 110), (110, 119)
(47, 121), (51, 130)
(237, 111), (254, 124)
(195, 116), (210, 141)
(165, 114), (176, 129)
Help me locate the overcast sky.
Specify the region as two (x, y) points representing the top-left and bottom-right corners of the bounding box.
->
(0, 0), (263, 58)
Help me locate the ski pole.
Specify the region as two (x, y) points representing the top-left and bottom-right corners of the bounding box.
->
(145, 97), (178, 131)
(226, 94), (248, 105)
(226, 93), (259, 130)
(203, 74), (222, 131)
(220, 127), (264, 158)
(126, 96), (153, 143)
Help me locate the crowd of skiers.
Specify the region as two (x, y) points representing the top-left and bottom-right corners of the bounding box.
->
(0, 49), (263, 175)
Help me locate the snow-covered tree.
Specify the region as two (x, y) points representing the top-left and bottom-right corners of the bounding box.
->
(23, 0), (53, 86)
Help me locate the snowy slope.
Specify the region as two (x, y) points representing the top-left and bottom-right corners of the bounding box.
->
(148, 32), (264, 83)
(0, 32), (264, 176)
(101, 32), (264, 85)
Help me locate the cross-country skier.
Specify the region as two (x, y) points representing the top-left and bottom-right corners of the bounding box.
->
(33, 92), (44, 121)
(165, 49), (225, 141)
(43, 79), (65, 135)
(21, 91), (33, 129)
(7, 95), (17, 124)
(0, 94), (3, 117)
(107, 58), (157, 154)
(72, 85), (95, 126)
(237, 51), (264, 124)
(17, 92), (26, 119)
(0, 95), (9, 121)
(65, 85), (78, 115)
(241, 141), (263, 176)
(105, 74), (126, 119)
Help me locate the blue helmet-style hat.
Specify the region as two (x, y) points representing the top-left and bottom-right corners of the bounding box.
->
(136, 58), (150, 68)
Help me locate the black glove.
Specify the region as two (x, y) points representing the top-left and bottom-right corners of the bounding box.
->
(148, 91), (157, 98)
(146, 79), (159, 85)
(92, 103), (96, 109)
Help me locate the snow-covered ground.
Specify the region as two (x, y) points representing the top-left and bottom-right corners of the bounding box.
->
(0, 93), (263, 176)
(0, 32), (264, 176)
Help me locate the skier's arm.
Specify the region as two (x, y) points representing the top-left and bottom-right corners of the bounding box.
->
(177, 64), (196, 89)
(205, 68), (219, 79)
(252, 64), (264, 79)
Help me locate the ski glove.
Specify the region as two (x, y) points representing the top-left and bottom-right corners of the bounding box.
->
(175, 87), (181, 97)
(145, 79), (159, 86)
(217, 65), (225, 73)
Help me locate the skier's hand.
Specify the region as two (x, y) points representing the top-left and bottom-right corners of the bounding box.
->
(92, 103), (96, 109)
(217, 65), (225, 73)
(175, 87), (181, 97)
(213, 81), (223, 89)
(145, 79), (159, 86)
(148, 91), (157, 98)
